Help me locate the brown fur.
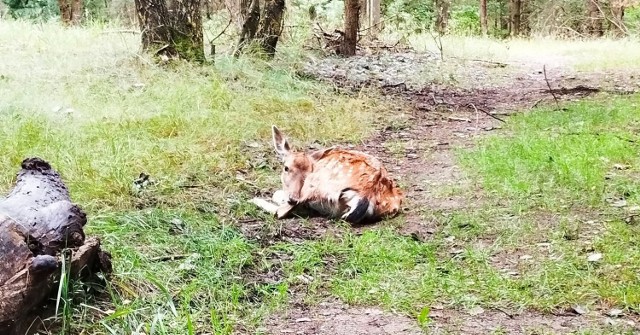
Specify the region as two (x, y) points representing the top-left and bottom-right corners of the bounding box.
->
(267, 125), (404, 222)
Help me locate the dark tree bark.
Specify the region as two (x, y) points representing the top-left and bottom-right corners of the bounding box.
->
(434, 0), (449, 34)
(480, 0), (488, 36)
(171, 0), (205, 62)
(339, 0), (360, 56)
(134, 0), (205, 62)
(235, 0), (260, 55)
(509, 0), (521, 36)
(134, 0), (175, 54)
(58, 0), (82, 25)
(256, 0), (285, 57)
(0, 158), (111, 335)
(585, 0), (604, 36)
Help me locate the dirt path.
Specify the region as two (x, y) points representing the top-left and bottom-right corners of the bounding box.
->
(258, 52), (640, 334)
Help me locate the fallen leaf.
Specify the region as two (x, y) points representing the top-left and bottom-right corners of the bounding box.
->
(587, 253), (603, 262)
(607, 308), (624, 317)
(611, 199), (627, 207)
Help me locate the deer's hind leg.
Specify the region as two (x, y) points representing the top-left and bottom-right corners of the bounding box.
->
(339, 188), (372, 223)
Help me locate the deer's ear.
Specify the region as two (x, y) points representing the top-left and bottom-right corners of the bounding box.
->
(272, 125), (291, 159)
(309, 147), (332, 162)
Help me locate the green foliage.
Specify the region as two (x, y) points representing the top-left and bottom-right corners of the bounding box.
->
(449, 4), (480, 35)
(2, 0), (58, 20)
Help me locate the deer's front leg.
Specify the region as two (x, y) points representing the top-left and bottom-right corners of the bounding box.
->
(250, 198), (279, 215)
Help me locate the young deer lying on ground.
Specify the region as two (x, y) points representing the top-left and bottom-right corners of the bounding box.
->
(250, 126), (404, 223)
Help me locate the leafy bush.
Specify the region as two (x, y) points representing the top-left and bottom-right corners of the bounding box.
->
(2, 0), (58, 20)
(450, 4), (480, 35)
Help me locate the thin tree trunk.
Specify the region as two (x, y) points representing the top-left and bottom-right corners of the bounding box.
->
(480, 0), (488, 36)
(70, 0), (82, 24)
(339, 0), (360, 56)
(509, 0), (521, 36)
(585, 0), (603, 36)
(58, 0), (81, 25)
(434, 0), (449, 34)
(609, 0), (626, 36)
(370, 0), (381, 35)
(235, 0), (260, 55)
(256, 0), (285, 57)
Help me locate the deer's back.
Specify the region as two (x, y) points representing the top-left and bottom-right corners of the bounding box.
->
(301, 149), (402, 217)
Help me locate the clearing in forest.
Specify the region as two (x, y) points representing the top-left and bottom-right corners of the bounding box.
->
(1, 20), (640, 334)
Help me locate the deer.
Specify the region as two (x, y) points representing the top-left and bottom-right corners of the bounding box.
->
(250, 125), (404, 224)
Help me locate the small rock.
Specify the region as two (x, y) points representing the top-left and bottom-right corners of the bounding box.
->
(468, 306), (484, 316)
(607, 308), (624, 317)
(519, 255), (533, 261)
(295, 317), (312, 322)
(572, 305), (588, 315)
(611, 199), (627, 208)
(407, 153), (419, 159)
(587, 253), (603, 262)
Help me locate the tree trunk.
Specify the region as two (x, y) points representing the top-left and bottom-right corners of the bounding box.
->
(339, 0), (360, 56)
(585, 0), (603, 36)
(58, 0), (82, 25)
(480, 0), (488, 36)
(171, 0), (205, 62)
(509, 0), (521, 36)
(0, 158), (111, 335)
(135, 0), (205, 62)
(238, 0), (252, 26)
(434, 0), (449, 34)
(370, 0), (381, 35)
(256, 0), (285, 57)
(134, 0), (175, 55)
(358, 0), (381, 36)
(235, 0), (260, 55)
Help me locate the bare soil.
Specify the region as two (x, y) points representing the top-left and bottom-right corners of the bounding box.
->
(253, 51), (640, 334)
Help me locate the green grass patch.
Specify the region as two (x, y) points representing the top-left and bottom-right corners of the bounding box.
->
(460, 95), (640, 209)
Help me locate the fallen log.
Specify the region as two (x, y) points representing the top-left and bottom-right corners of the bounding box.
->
(0, 157), (112, 335)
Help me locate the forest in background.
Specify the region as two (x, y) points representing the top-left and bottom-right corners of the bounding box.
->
(1, 0), (639, 39)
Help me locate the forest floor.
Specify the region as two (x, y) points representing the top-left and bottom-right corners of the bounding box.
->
(2, 21), (640, 335)
(260, 47), (640, 334)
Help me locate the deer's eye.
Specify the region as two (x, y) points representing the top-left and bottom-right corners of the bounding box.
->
(284, 166), (290, 172)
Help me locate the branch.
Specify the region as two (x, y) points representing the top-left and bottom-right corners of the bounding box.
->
(467, 103), (506, 123)
(543, 65), (560, 110)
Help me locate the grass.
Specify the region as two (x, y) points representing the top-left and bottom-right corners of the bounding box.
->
(2, 18), (640, 335)
(461, 95), (640, 209)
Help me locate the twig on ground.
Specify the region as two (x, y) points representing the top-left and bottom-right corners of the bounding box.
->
(531, 98), (545, 109)
(496, 307), (514, 319)
(150, 255), (190, 262)
(466, 103), (506, 123)
(543, 65), (560, 110)
(100, 30), (140, 34)
(448, 116), (471, 122)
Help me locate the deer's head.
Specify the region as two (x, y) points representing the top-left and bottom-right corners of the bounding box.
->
(271, 126), (327, 203)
